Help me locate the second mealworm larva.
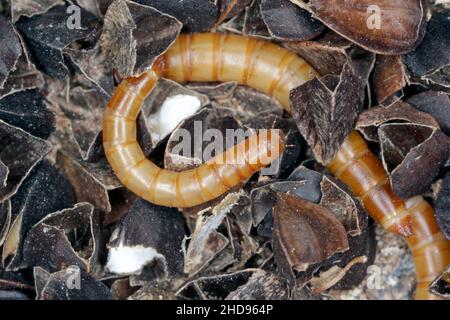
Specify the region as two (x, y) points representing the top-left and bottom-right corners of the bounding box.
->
(103, 33), (450, 299)
(327, 132), (450, 299)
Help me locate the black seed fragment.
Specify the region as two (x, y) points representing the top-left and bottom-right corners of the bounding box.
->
(260, 0), (324, 41)
(0, 89), (55, 139)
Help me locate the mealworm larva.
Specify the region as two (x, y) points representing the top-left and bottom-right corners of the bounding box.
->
(103, 33), (450, 299)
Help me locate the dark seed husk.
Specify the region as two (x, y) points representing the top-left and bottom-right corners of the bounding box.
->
(0, 268), (33, 294)
(0, 119), (52, 202)
(243, 0), (271, 39)
(176, 269), (288, 300)
(290, 63), (365, 164)
(297, 0), (427, 55)
(107, 198), (187, 278)
(0, 160), (8, 188)
(404, 10), (450, 91)
(0, 41), (45, 99)
(51, 86), (107, 160)
(319, 176), (367, 237)
(0, 200), (11, 247)
(57, 152), (122, 213)
(284, 31), (352, 76)
(379, 123), (433, 173)
(380, 124), (450, 198)
(407, 91), (450, 135)
(356, 101), (439, 142)
(429, 264), (450, 299)
(134, 0), (219, 32)
(0, 15), (22, 88)
(184, 193), (240, 276)
(128, 280), (179, 300)
(16, 4), (101, 79)
(260, 0), (324, 41)
(330, 221), (377, 290)
(69, 0), (182, 95)
(217, 0), (252, 25)
(22, 203), (99, 273)
(3, 160), (76, 270)
(272, 193), (349, 272)
(372, 55), (408, 106)
(34, 266), (113, 300)
(0, 89), (55, 139)
(10, 0), (64, 22)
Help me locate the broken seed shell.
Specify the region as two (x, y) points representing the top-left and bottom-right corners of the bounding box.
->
(16, 3), (100, 79)
(22, 203), (99, 273)
(260, 0), (324, 41)
(34, 266), (112, 300)
(290, 64), (365, 164)
(372, 55), (408, 106)
(382, 125), (450, 198)
(0, 89), (55, 139)
(272, 193), (349, 272)
(3, 160), (76, 270)
(106, 198), (186, 278)
(429, 264), (450, 299)
(407, 91), (450, 135)
(0, 119), (52, 202)
(0, 15), (22, 88)
(298, 0), (427, 55)
(134, 0), (219, 32)
(356, 101), (439, 141)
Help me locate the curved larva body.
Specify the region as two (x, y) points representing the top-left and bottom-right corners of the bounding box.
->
(327, 132), (450, 299)
(103, 33), (314, 207)
(103, 33), (450, 299)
